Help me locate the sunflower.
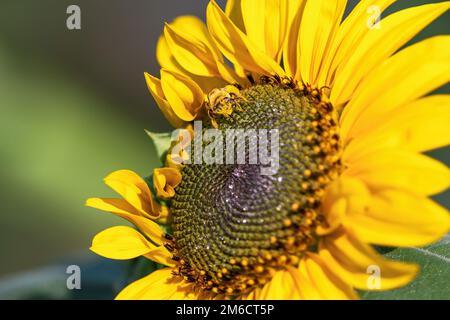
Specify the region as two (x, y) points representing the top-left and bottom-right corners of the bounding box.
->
(87, 0), (450, 300)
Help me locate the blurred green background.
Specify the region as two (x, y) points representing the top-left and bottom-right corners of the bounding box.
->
(0, 0), (448, 299)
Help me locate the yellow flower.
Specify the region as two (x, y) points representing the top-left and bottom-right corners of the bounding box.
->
(153, 168), (182, 200)
(87, 0), (450, 300)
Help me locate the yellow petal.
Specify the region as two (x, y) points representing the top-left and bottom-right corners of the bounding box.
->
(318, 177), (450, 248)
(163, 17), (242, 85)
(242, 288), (261, 300)
(343, 95), (450, 157)
(345, 149), (450, 196)
(259, 267), (301, 299)
(332, 2), (450, 106)
(240, 0), (290, 62)
(157, 33), (231, 92)
(320, 0), (397, 85)
(319, 229), (418, 290)
(282, 0), (307, 76)
(298, 0), (347, 86)
(103, 170), (160, 219)
(153, 167), (182, 200)
(206, 0), (284, 76)
(340, 35), (450, 141)
(164, 16), (247, 84)
(225, 0), (245, 31)
(86, 198), (166, 245)
(158, 16), (218, 76)
(116, 268), (194, 300)
(240, 0), (266, 54)
(164, 22), (220, 77)
(347, 190), (450, 247)
(165, 125), (193, 170)
(166, 152), (188, 170)
(144, 72), (186, 128)
(161, 69), (204, 122)
(156, 34), (186, 75)
(90, 226), (156, 260)
(298, 253), (358, 299)
(265, 0), (291, 62)
(86, 197), (141, 216)
(144, 246), (177, 267)
(211, 2), (248, 79)
(317, 176), (371, 236)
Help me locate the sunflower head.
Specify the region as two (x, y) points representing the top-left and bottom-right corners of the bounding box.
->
(87, 0), (450, 300)
(168, 79), (342, 295)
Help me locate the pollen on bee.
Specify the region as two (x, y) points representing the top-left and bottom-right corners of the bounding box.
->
(291, 202), (300, 212)
(263, 252), (272, 260)
(206, 85), (246, 128)
(286, 237), (296, 246)
(289, 255), (300, 265)
(254, 265), (264, 273)
(277, 255), (288, 265)
(283, 218), (292, 227)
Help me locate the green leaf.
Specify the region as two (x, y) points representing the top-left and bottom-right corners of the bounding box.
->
(361, 234), (450, 300)
(145, 130), (172, 163)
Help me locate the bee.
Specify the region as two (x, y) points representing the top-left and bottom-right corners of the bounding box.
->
(260, 74), (298, 89)
(259, 75), (279, 85)
(206, 85), (246, 128)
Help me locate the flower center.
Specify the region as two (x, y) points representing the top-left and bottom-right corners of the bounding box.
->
(168, 78), (341, 296)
